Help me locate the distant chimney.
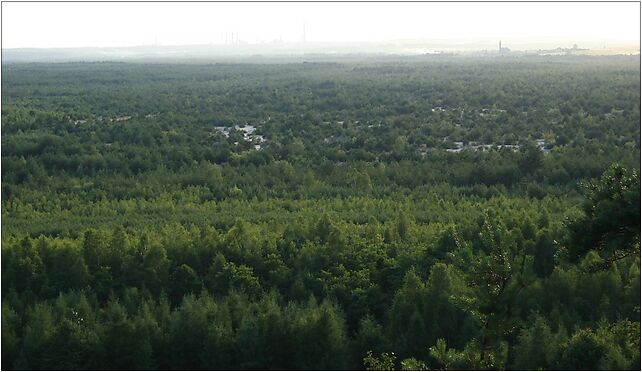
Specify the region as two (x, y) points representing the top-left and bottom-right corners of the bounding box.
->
(499, 40), (502, 52)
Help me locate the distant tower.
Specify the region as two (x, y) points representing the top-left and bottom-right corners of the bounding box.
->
(303, 23), (306, 43)
(499, 40), (502, 52)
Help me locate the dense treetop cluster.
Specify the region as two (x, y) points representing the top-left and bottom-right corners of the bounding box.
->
(1, 56), (640, 370)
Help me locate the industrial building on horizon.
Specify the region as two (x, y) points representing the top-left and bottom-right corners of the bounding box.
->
(499, 40), (511, 54)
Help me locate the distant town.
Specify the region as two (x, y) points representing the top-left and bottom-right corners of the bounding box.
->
(2, 39), (638, 63)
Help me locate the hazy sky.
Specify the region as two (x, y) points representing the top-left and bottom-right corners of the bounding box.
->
(2, 2), (640, 48)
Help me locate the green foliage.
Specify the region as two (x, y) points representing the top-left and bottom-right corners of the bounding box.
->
(567, 164), (641, 270)
(1, 58), (640, 370)
(429, 338), (476, 370)
(1, 304), (21, 370)
(400, 358), (427, 371)
(559, 328), (616, 370)
(364, 351), (397, 371)
(512, 316), (566, 370)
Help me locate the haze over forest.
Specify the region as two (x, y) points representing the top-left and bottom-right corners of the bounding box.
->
(2, 37), (640, 63)
(2, 2), (639, 62)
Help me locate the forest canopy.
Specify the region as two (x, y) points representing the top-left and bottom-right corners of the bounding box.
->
(1, 55), (640, 370)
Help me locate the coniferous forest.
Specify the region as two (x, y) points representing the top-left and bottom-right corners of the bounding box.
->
(1, 56), (640, 370)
